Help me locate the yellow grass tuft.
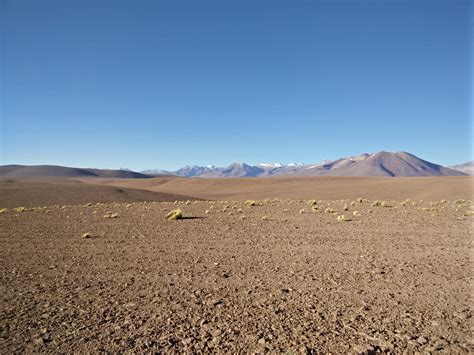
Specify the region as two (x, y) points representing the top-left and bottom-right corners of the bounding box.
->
(205, 210), (210, 214)
(15, 207), (26, 212)
(343, 204), (349, 211)
(0, 208), (7, 213)
(104, 213), (119, 218)
(244, 200), (258, 206)
(352, 210), (361, 216)
(166, 209), (183, 220)
(261, 215), (268, 221)
(325, 208), (335, 214)
(336, 214), (351, 222)
(371, 201), (381, 207)
(299, 209), (305, 214)
(308, 200), (317, 206)
(82, 232), (92, 238)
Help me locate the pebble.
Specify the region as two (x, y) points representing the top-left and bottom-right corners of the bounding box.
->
(416, 336), (428, 344)
(353, 344), (374, 353)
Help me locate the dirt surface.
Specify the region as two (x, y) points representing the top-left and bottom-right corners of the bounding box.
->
(83, 176), (474, 201)
(1, 197), (472, 353)
(0, 179), (200, 208)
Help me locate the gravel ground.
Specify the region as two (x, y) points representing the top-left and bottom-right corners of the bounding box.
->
(1, 198), (472, 353)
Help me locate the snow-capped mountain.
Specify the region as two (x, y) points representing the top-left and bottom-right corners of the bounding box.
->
(141, 152), (466, 178)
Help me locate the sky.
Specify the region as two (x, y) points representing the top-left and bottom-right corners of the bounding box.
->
(1, 0), (472, 171)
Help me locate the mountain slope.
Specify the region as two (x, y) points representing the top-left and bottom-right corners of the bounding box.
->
(310, 151), (463, 177)
(448, 161), (474, 175)
(0, 165), (152, 179)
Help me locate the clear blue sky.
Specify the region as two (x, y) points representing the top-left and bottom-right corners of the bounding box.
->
(1, 0), (472, 170)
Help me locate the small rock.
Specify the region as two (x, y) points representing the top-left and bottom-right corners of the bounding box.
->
(416, 336), (428, 344)
(353, 344), (374, 353)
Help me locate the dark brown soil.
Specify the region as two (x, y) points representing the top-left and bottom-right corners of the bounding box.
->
(1, 198), (472, 353)
(0, 179), (200, 208)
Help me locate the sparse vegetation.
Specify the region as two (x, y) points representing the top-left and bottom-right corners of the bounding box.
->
(0, 208), (7, 213)
(336, 214), (351, 222)
(166, 209), (183, 220)
(261, 215), (268, 221)
(325, 208), (335, 214)
(352, 210), (361, 216)
(82, 232), (92, 238)
(14, 207), (26, 212)
(371, 201), (381, 207)
(104, 212), (119, 218)
(245, 200), (259, 206)
(299, 209), (305, 214)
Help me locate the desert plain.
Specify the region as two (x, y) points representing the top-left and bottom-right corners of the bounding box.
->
(0, 176), (473, 353)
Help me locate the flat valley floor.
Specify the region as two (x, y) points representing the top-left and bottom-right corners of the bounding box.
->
(1, 197), (472, 353)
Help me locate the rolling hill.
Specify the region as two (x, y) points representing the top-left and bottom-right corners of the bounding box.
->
(0, 165), (152, 179)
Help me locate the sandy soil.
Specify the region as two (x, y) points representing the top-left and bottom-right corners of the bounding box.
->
(82, 176), (474, 201)
(1, 197), (472, 353)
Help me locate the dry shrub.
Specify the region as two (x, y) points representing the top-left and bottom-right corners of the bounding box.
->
(371, 201), (381, 207)
(15, 207), (26, 212)
(82, 232), (92, 238)
(336, 214), (351, 222)
(166, 209), (183, 220)
(325, 208), (335, 214)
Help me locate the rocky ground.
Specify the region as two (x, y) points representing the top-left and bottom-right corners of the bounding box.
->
(0, 198), (472, 353)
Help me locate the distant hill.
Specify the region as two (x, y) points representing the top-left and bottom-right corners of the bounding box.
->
(448, 161), (474, 175)
(0, 165), (152, 179)
(142, 151), (465, 178)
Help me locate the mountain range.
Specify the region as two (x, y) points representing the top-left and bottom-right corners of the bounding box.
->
(141, 151), (467, 178)
(1, 152), (470, 179)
